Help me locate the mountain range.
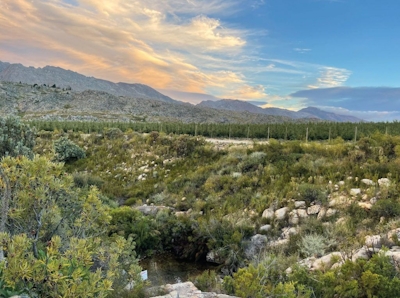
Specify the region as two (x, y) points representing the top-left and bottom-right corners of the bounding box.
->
(0, 61), (363, 123)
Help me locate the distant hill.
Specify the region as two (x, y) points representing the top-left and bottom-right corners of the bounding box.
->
(198, 99), (363, 122)
(299, 107), (363, 122)
(0, 61), (176, 103)
(0, 81), (318, 124)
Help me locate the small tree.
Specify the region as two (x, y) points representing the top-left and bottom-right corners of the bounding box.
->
(54, 136), (86, 162)
(0, 116), (35, 159)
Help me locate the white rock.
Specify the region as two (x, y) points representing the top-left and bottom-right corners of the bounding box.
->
(297, 209), (308, 218)
(370, 197), (377, 204)
(378, 178), (390, 187)
(365, 235), (382, 248)
(307, 204), (321, 215)
(338, 181), (345, 186)
(275, 207), (289, 220)
(294, 201), (306, 208)
(358, 202), (372, 210)
(386, 247), (400, 263)
(317, 207), (327, 220)
(350, 188), (361, 196)
(260, 224), (272, 233)
(282, 227), (298, 239)
(352, 247), (374, 262)
(262, 208), (274, 220)
(312, 252), (342, 271)
(289, 211), (299, 225)
(361, 179), (374, 186)
(326, 208), (337, 217)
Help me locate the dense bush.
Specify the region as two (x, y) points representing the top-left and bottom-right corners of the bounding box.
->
(53, 136), (86, 162)
(0, 117), (35, 159)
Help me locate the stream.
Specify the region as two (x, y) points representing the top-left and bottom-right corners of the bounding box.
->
(140, 253), (219, 287)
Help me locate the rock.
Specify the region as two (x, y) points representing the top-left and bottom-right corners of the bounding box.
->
(297, 209), (308, 218)
(370, 197), (377, 204)
(358, 202), (372, 210)
(298, 257), (316, 269)
(386, 246), (400, 263)
(334, 184), (339, 191)
(259, 224), (272, 233)
(352, 247), (374, 261)
(378, 178), (390, 187)
(262, 208), (274, 220)
(151, 281), (240, 298)
(350, 188), (361, 196)
(362, 194), (369, 201)
(307, 204), (321, 215)
(135, 205), (171, 216)
(387, 228), (400, 246)
(317, 207), (327, 220)
(269, 239), (289, 247)
(206, 251), (224, 264)
(361, 179), (374, 186)
(281, 227), (298, 239)
(338, 181), (345, 186)
(289, 211), (299, 225)
(275, 207), (289, 220)
(294, 201), (306, 208)
(329, 195), (348, 207)
(312, 252), (342, 271)
(326, 208), (337, 217)
(365, 235), (382, 248)
(244, 234), (268, 259)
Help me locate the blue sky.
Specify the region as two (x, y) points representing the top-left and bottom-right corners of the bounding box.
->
(1, 0), (399, 121)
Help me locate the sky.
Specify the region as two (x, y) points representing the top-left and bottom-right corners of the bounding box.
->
(1, 0), (400, 121)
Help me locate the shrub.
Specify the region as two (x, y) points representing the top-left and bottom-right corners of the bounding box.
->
(54, 136), (86, 162)
(298, 183), (326, 205)
(371, 199), (400, 220)
(0, 116), (35, 159)
(298, 233), (332, 258)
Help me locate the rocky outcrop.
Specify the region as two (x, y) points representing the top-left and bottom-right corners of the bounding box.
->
(150, 282), (239, 298)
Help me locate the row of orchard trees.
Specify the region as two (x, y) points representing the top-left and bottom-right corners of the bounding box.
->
(0, 117), (142, 297)
(28, 119), (400, 141)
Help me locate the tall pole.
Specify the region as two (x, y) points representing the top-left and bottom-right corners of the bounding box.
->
(306, 127), (309, 143)
(354, 126), (358, 143)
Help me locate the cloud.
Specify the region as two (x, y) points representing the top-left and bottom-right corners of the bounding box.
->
(0, 0), (246, 93)
(290, 87), (400, 121)
(221, 84), (268, 100)
(294, 48), (311, 53)
(308, 67), (351, 88)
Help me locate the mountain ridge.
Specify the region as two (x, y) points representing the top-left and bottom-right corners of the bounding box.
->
(0, 61), (177, 103)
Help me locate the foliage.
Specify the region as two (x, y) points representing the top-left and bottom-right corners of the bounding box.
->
(0, 117), (35, 159)
(54, 136), (86, 162)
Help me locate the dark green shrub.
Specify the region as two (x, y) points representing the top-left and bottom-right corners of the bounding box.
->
(298, 183), (326, 205)
(0, 116), (35, 159)
(371, 199), (400, 220)
(54, 136), (86, 162)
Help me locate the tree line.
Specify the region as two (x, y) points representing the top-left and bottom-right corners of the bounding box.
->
(28, 120), (400, 141)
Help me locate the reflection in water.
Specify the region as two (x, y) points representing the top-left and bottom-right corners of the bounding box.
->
(140, 253), (219, 287)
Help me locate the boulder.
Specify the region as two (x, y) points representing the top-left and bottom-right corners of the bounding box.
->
(289, 211), (299, 225)
(281, 227), (298, 239)
(361, 179), (374, 186)
(259, 224), (272, 233)
(352, 247), (375, 261)
(386, 246), (400, 263)
(365, 235), (382, 249)
(275, 207), (289, 220)
(297, 209), (308, 218)
(135, 205), (170, 216)
(307, 204), (321, 215)
(244, 234), (268, 259)
(262, 208), (274, 220)
(206, 251), (224, 264)
(378, 178), (390, 187)
(317, 207), (327, 220)
(326, 208), (337, 217)
(294, 201), (306, 208)
(350, 188), (361, 196)
(312, 252), (342, 271)
(358, 202), (373, 210)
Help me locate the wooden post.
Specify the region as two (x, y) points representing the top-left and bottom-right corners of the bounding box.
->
(267, 127), (270, 141)
(229, 124), (231, 140)
(306, 127), (309, 143)
(354, 126), (358, 142)
(328, 127), (331, 142)
(247, 126), (250, 139)
(195, 123), (198, 136)
(285, 126), (288, 140)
